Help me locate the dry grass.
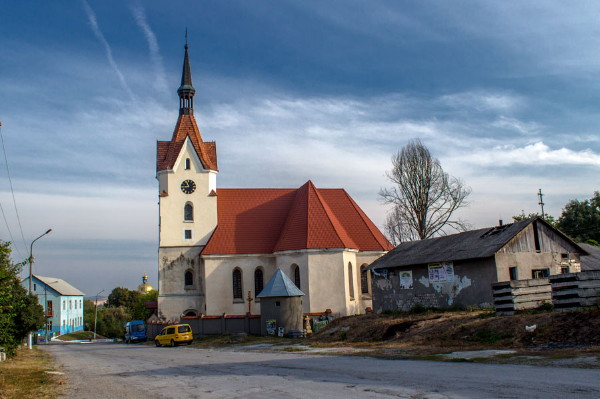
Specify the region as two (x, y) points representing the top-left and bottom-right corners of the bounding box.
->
(0, 347), (63, 399)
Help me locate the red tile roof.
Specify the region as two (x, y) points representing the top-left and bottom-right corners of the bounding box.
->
(157, 114), (218, 172)
(202, 181), (392, 255)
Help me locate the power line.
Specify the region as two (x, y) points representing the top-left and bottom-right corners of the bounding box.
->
(0, 122), (26, 260)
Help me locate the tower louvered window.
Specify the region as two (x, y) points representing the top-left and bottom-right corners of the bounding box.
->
(184, 203), (193, 221)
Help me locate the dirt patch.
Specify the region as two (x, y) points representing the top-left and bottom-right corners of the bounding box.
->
(309, 308), (600, 352)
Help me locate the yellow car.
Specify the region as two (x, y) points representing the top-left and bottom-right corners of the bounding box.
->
(154, 324), (193, 347)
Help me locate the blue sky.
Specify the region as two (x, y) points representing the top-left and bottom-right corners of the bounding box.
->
(1, 1), (598, 296)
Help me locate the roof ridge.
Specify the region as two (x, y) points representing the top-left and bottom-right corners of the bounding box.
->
(308, 183), (357, 249)
(337, 189), (393, 251)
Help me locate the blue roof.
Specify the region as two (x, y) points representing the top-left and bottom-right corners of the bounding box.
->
(257, 268), (304, 298)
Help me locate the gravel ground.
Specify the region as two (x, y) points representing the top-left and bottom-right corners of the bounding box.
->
(42, 341), (600, 399)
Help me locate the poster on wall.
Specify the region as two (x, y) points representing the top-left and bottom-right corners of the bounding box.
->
(399, 271), (413, 289)
(428, 262), (455, 282)
(266, 319), (277, 335)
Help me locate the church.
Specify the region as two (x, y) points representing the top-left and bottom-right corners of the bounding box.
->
(156, 42), (393, 322)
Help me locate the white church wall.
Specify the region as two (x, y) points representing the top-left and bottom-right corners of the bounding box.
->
(203, 255), (277, 315)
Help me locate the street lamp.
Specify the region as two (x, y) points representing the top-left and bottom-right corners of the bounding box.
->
(94, 289), (105, 340)
(27, 228), (52, 350)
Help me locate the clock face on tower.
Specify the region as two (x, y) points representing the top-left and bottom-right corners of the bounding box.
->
(180, 179), (196, 194)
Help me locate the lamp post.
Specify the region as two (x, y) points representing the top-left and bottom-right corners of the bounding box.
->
(44, 280), (59, 344)
(27, 228), (52, 349)
(94, 289), (105, 340)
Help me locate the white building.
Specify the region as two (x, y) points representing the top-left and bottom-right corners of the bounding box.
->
(156, 43), (392, 321)
(22, 275), (85, 337)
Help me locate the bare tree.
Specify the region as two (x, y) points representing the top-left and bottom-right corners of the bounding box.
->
(379, 139), (471, 242)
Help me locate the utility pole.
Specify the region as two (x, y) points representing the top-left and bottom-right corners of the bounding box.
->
(538, 189), (545, 220)
(94, 289), (105, 340)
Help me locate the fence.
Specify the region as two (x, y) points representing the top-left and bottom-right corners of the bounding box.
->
(492, 278), (551, 314)
(147, 314), (261, 340)
(550, 271), (600, 310)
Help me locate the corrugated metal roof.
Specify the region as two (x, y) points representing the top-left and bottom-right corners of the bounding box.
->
(370, 219), (534, 270)
(35, 275), (85, 296)
(257, 268), (304, 298)
(581, 243), (600, 271)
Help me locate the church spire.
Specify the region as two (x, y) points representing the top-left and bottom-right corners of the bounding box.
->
(177, 31), (196, 116)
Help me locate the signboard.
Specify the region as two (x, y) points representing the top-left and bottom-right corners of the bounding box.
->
(428, 262), (454, 282)
(266, 319), (277, 335)
(399, 271), (413, 289)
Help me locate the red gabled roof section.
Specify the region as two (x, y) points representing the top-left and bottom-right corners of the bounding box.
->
(273, 181), (357, 251)
(156, 114), (218, 172)
(318, 189), (394, 251)
(202, 181), (392, 255)
(202, 189), (297, 255)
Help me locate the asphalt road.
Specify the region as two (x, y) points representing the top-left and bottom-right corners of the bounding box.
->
(41, 342), (600, 399)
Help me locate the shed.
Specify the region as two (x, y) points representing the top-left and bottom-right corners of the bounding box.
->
(257, 268), (304, 335)
(368, 218), (587, 312)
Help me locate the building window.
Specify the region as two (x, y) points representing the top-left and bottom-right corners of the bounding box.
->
(509, 267), (518, 281)
(47, 320), (53, 331)
(232, 268), (243, 299)
(69, 300), (72, 309)
(184, 229), (192, 240)
(185, 270), (194, 286)
(254, 268), (264, 296)
(63, 301), (66, 310)
(185, 158), (191, 170)
(292, 264), (300, 289)
(34, 283), (37, 291)
(561, 266), (570, 274)
(184, 310), (197, 317)
(360, 265), (370, 295)
(348, 262), (355, 300)
(532, 268), (550, 279)
(184, 202), (193, 221)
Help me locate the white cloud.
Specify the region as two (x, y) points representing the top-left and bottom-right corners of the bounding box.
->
(464, 142), (600, 167)
(131, 2), (168, 94)
(81, 0), (135, 101)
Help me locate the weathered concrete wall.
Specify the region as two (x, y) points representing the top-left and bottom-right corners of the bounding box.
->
(260, 296), (303, 335)
(158, 246), (205, 321)
(371, 258), (497, 312)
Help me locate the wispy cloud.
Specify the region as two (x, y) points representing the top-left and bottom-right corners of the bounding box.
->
(465, 142), (600, 167)
(81, 0), (135, 101)
(131, 2), (168, 94)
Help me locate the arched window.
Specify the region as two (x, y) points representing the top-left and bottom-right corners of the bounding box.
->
(232, 268), (243, 299)
(292, 264), (301, 289)
(184, 310), (197, 317)
(254, 268), (264, 296)
(185, 158), (191, 170)
(184, 202), (193, 221)
(185, 270), (194, 286)
(360, 264), (370, 295)
(348, 262), (355, 300)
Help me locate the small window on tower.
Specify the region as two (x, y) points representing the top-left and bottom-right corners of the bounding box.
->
(184, 202), (193, 221)
(185, 158), (191, 170)
(184, 230), (192, 240)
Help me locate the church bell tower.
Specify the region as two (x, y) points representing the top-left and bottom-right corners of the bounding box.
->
(155, 39), (218, 321)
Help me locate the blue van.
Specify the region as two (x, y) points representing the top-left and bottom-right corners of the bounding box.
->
(124, 320), (147, 343)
